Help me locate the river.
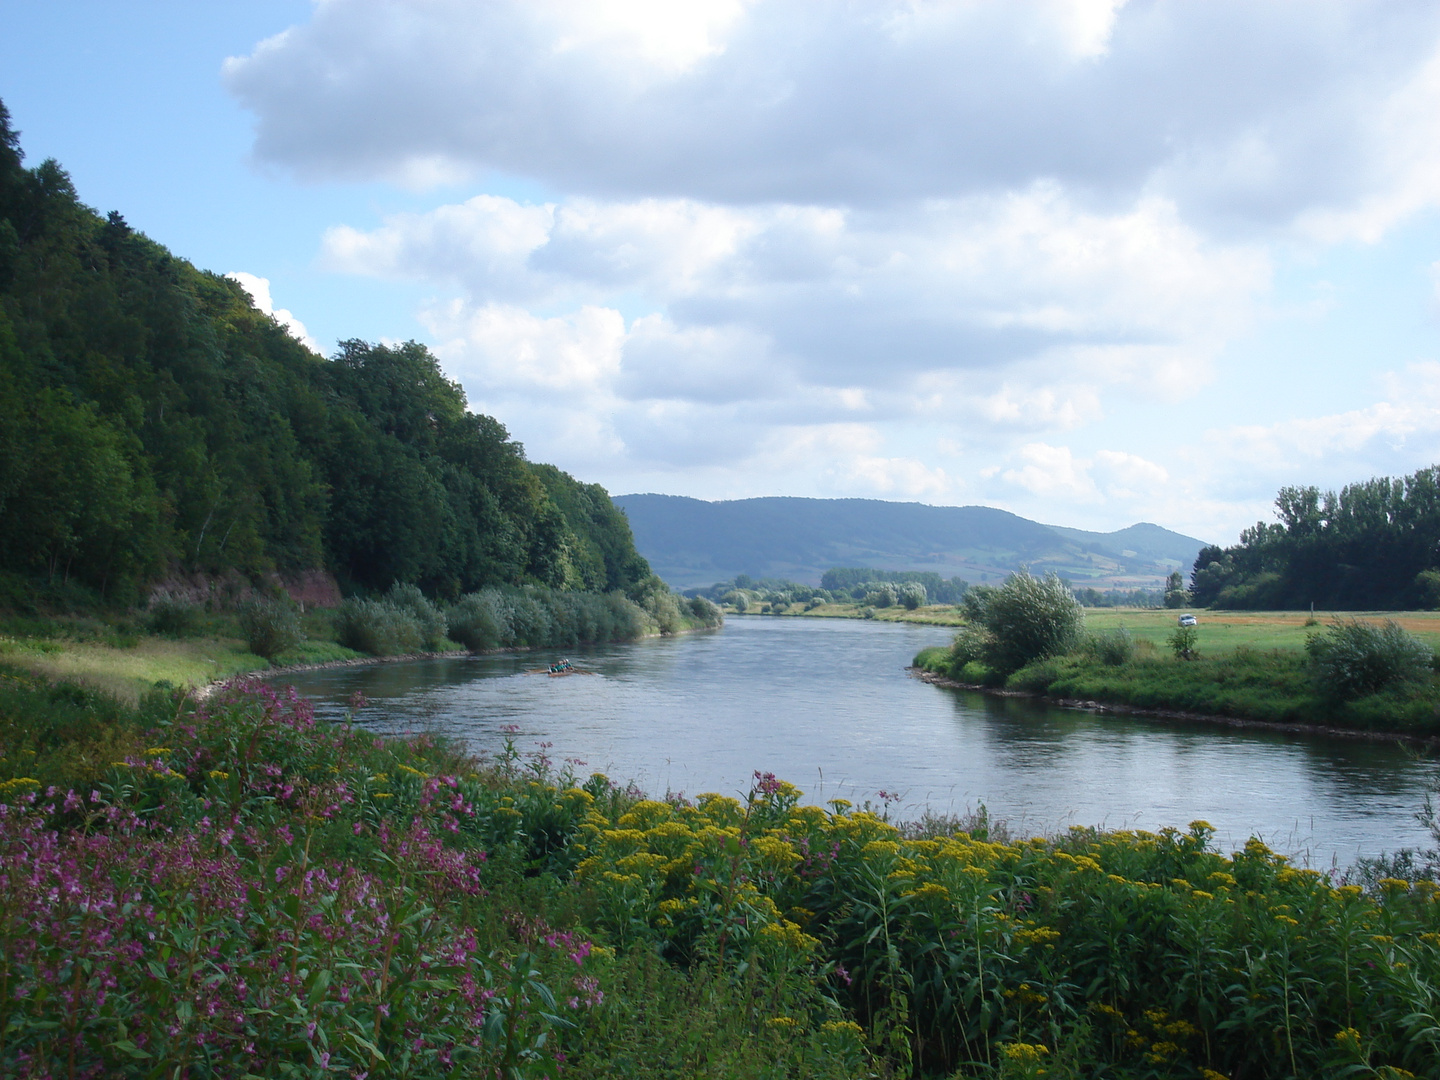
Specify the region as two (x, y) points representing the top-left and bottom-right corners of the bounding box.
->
(276, 616), (1438, 866)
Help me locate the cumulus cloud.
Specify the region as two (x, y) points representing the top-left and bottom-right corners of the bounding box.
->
(1204, 363), (1440, 480)
(226, 272), (321, 353)
(326, 185), (1266, 425)
(219, 1), (1440, 540)
(228, 1), (1440, 231)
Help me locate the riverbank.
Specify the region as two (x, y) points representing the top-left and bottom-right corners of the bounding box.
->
(0, 611), (722, 702)
(914, 637), (1440, 739)
(909, 665), (1440, 747)
(3, 670), (1438, 1078)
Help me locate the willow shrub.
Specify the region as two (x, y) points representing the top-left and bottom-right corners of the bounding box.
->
(1306, 618), (1435, 700)
(448, 584), (649, 651)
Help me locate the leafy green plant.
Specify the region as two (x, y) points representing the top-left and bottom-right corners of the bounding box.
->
(385, 581), (450, 650)
(145, 595), (201, 638)
(976, 570), (1085, 675)
(1169, 623), (1198, 661)
(237, 596), (304, 659)
(1083, 627), (1135, 666)
(1306, 618), (1433, 700)
(335, 596), (423, 656)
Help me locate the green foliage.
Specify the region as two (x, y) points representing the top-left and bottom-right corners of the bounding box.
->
(9, 665), (1440, 1078)
(334, 596), (426, 656)
(949, 623), (993, 668)
(1190, 466), (1440, 609)
(1169, 623), (1199, 660)
(820, 566), (967, 604)
(144, 595), (201, 638)
(975, 570), (1086, 676)
(1305, 618), (1434, 700)
(1083, 626), (1135, 666)
(0, 102), (651, 609)
(448, 584), (654, 651)
(863, 584), (897, 608)
(237, 595), (305, 659)
(383, 582), (449, 650)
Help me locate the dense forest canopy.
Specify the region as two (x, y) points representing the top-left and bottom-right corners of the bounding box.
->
(1190, 466), (1440, 610)
(0, 101), (649, 605)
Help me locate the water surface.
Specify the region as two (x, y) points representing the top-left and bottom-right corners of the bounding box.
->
(277, 616), (1439, 865)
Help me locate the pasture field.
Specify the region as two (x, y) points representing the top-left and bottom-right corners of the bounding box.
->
(1083, 607), (1440, 653)
(792, 601), (1440, 653)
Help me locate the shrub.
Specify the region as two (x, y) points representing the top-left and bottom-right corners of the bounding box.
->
(334, 597), (423, 656)
(949, 624), (992, 668)
(864, 584), (897, 608)
(448, 590), (506, 651)
(145, 596), (201, 638)
(898, 582), (927, 610)
(976, 571), (1084, 675)
(237, 597), (303, 660)
(385, 582), (449, 650)
(1306, 618), (1434, 700)
(1168, 624), (1198, 661)
(688, 595), (723, 626)
(1083, 627), (1134, 666)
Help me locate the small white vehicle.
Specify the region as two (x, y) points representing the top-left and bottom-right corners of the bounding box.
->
(1178, 614), (1197, 627)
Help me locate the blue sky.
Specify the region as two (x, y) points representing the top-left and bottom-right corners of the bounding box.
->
(5, 1), (1440, 545)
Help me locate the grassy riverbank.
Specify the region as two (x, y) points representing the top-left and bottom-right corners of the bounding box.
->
(4, 668), (1440, 1078)
(914, 611), (1440, 735)
(0, 582), (723, 701)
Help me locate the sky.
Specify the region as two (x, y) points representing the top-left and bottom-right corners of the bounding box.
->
(5, 1), (1440, 546)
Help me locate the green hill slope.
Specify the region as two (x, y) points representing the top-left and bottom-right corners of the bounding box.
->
(0, 100), (648, 607)
(613, 494), (1206, 590)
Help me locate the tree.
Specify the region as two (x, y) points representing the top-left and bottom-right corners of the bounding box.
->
(974, 570), (1085, 675)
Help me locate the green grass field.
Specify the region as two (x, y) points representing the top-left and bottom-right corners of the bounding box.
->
(784, 601), (1440, 652)
(0, 606), (375, 701)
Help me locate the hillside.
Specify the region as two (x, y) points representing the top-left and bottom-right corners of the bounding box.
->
(613, 494), (1207, 590)
(0, 101), (649, 607)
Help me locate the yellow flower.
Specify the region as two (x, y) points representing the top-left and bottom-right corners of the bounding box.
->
(208, 770), (230, 780)
(999, 1043), (1049, 1064)
(144, 747), (171, 756)
(903, 882), (951, 902)
(819, 1020), (864, 1038)
(765, 1016), (800, 1029)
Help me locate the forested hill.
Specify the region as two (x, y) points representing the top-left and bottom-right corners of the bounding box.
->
(613, 493), (1205, 589)
(0, 102), (649, 606)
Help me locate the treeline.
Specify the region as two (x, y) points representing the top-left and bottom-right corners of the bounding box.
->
(1190, 465), (1440, 609)
(0, 100), (650, 608)
(819, 566), (969, 604)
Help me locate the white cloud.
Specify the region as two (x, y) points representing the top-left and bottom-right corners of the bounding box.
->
(226, 272), (321, 353)
(216, 1), (1440, 541)
(1203, 363), (1440, 477)
(228, 1), (1440, 233)
(324, 185), (1266, 413)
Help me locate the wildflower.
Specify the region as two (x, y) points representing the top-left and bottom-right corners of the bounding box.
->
(1000, 1043), (1050, 1064)
(765, 1016), (800, 1029)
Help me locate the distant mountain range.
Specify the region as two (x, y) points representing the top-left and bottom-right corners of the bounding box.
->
(612, 495), (1209, 591)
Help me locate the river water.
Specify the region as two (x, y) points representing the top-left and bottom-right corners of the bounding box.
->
(276, 616), (1438, 866)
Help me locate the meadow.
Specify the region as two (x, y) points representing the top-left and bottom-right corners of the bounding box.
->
(3, 667), (1440, 1078)
(798, 602), (1440, 653)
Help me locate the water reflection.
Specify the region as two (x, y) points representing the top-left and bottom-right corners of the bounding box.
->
(274, 616), (1438, 864)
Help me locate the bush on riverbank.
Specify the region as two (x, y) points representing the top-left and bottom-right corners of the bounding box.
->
(6, 668), (1440, 1077)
